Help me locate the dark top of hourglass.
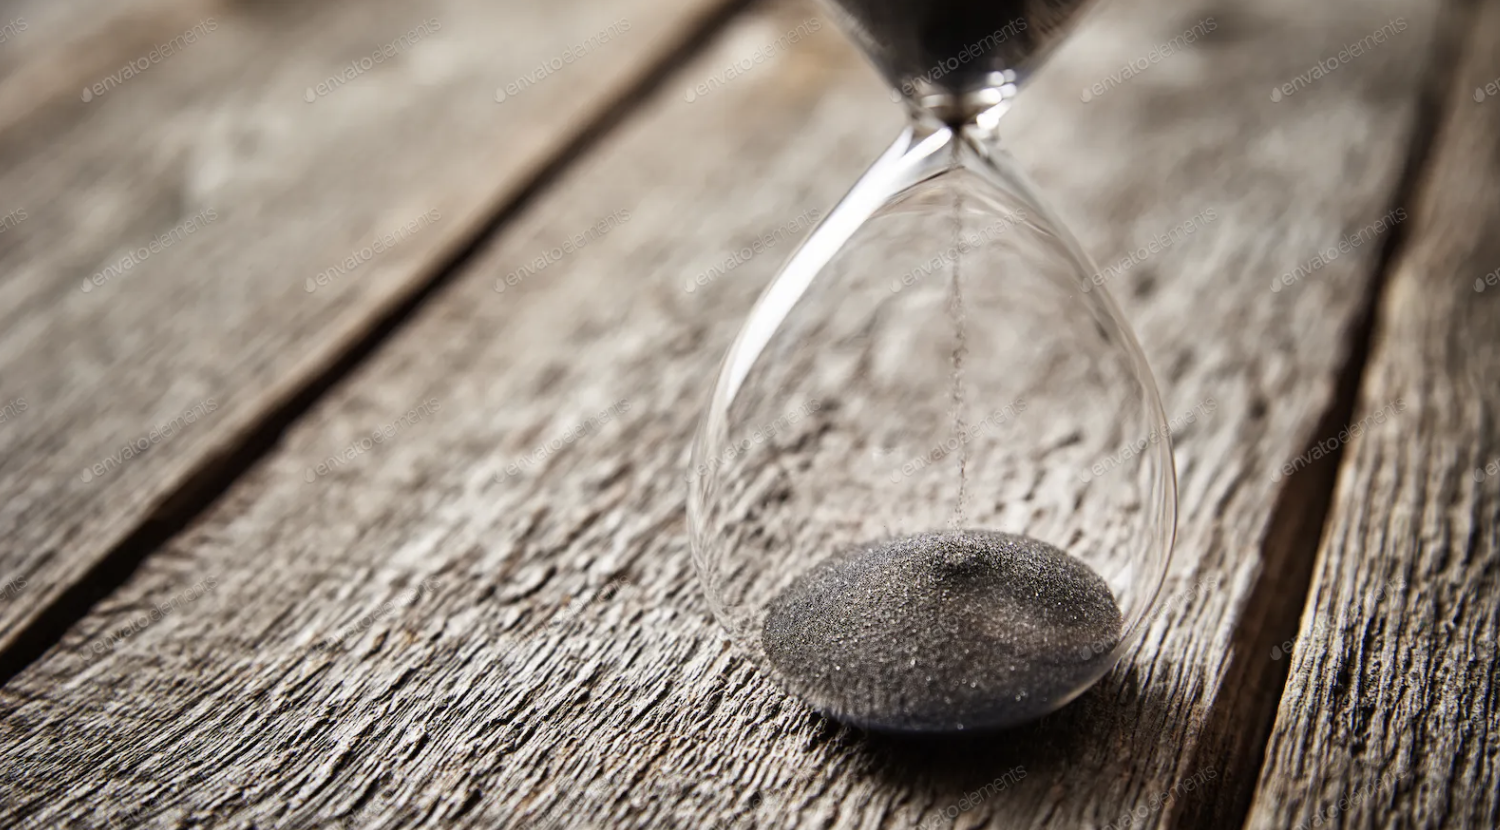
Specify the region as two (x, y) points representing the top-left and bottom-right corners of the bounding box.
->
(829, 0), (1093, 102)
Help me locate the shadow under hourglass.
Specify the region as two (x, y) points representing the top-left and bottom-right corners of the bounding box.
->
(830, 662), (1171, 816)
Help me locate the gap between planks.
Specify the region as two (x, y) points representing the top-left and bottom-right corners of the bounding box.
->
(1182, 2), (1478, 827)
(1247, 0), (1500, 822)
(0, 0), (757, 689)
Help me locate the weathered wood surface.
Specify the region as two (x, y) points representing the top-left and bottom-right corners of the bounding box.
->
(0, 0), (729, 651)
(1246, 1), (1500, 827)
(0, 0), (212, 135)
(0, 1), (1461, 830)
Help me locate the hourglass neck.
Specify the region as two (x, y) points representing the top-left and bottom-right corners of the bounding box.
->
(901, 101), (1014, 160)
(904, 68), (1020, 137)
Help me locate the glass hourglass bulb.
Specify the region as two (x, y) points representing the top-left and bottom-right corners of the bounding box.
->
(688, 0), (1176, 733)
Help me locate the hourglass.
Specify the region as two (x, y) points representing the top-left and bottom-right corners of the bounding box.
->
(688, 0), (1176, 732)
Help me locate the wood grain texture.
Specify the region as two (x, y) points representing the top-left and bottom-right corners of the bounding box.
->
(1247, 1), (1500, 827)
(0, 0), (218, 136)
(0, 0), (728, 647)
(0, 0), (1447, 828)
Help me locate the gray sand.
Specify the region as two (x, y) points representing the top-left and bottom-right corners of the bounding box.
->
(761, 530), (1121, 732)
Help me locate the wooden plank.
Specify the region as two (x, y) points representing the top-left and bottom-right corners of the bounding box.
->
(0, 0), (1443, 827)
(1246, 1), (1500, 826)
(0, 0), (215, 135)
(0, 0), (730, 649)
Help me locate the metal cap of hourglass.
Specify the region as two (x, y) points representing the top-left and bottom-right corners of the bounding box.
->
(828, 0), (1096, 123)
